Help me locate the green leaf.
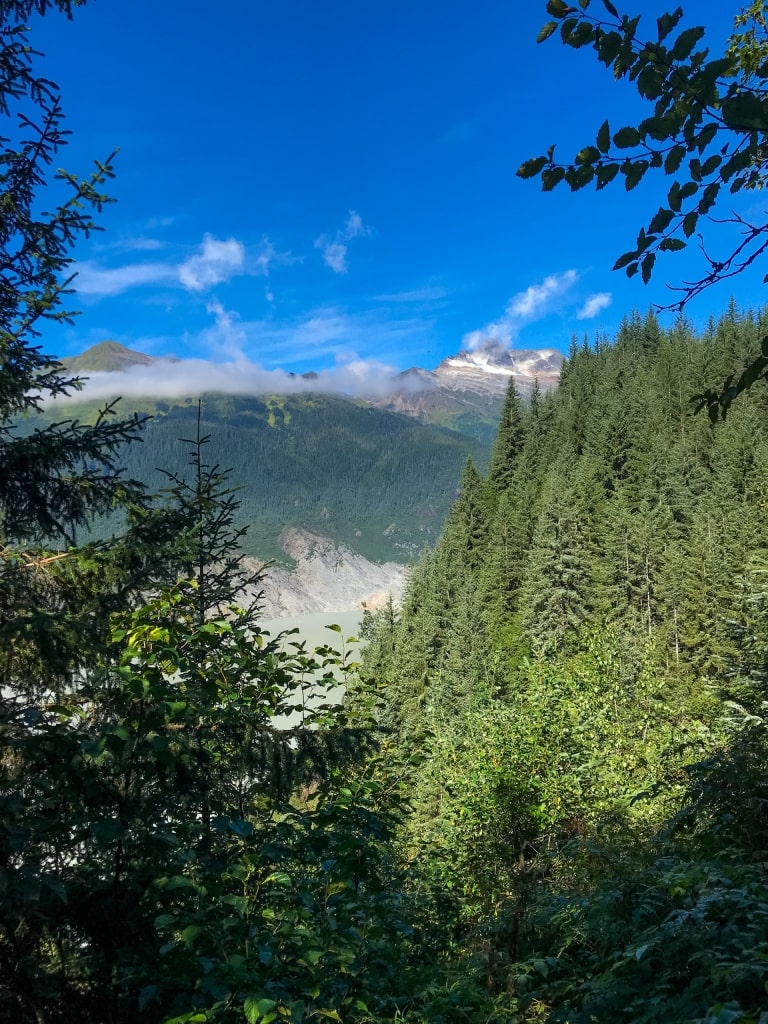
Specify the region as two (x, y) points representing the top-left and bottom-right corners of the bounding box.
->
(542, 166), (565, 190)
(596, 120), (610, 153)
(614, 126), (641, 148)
(623, 159), (649, 190)
(672, 26), (705, 61)
(682, 211), (698, 237)
(563, 20), (596, 47)
(664, 145), (686, 174)
(701, 153), (722, 176)
(697, 180), (719, 215)
(602, 0), (619, 16)
(637, 64), (663, 100)
(659, 237), (686, 251)
(546, 0), (571, 15)
(90, 819), (125, 844)
(596, 162), (619, 189)
(641, 252), (656, 283)
(721, 92), (768, 132)
(648, 207), (674, 234)
(245, 997), (267, 1023)
(736, 354), (768, 395)
(597, 30), (622, 65)
(537, 21), (559, 43)
(696, 122), (718, 153)
(656, 10), (682, 41)
(613, 250), (636, 270)
(265, 871), (292, 886)
(576, 145), (601, 164)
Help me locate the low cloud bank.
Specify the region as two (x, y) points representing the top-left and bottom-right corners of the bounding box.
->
(51, 354), (433, 404)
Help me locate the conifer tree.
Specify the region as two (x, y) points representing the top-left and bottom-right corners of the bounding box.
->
(440, 457), (492, 572)
(487, 376), (525, 493)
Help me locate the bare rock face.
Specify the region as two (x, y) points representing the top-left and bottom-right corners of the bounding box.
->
(246, 528), (405, 618)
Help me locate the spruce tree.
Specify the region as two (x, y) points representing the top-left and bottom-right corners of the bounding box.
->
(487, 376), (525, 494)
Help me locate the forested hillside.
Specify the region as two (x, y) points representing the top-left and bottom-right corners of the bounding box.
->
(7, 0), (768, 1020)
(44, 392), (488, 562)
(355, 303), (768, 1021)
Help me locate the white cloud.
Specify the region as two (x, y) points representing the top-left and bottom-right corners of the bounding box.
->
(577, 292), (612, 319)
(344, 211), (368, 239)
(76, 233), (252, 299)
(508, 270), (579, 318)
(49, 350), (407, 404)
(316, 210), (371, 274)
(462, 270), (579, 351)
(178, 234), (245, 291)
(74, 260), (177, 297)
(202, 299), (248, 359)
(320, 241), (349, 274)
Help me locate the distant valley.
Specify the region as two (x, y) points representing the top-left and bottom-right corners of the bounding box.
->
(49, 340), (562, 611)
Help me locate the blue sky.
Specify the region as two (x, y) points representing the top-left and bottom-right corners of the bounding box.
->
(29, 0), (761, 385)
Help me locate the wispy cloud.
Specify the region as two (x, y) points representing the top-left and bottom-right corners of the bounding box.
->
(315, 211), (371, 274)
(508, 271), (579, 318)
(178, 234), (245, 291)
(577, 292), (612, 319)
(463, 270), (578, 350)
(107, 236), (167, 253)
(201, 299), (249, 359)
(374, 285), (448, 303)
(75, 233), (255, 299)
(74, 260), (177, 298)
(93, 300), (435, 380)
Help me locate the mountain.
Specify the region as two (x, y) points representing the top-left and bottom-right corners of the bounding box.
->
(434, 340), (563, 396)
(46, 340), (563, 566)
(373, 341), (562, 440)
(57, 339), (563, 445)
(60, 340), (160, 373)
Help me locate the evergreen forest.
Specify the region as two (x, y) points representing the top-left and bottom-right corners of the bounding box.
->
(84, 392), (488, 564)
(356, 304), (768, 1022)
(4, 0), (768, 1021)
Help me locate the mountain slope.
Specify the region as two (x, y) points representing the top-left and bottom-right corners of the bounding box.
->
(61, 340), (159, 373)
(84, 391), (486, 563)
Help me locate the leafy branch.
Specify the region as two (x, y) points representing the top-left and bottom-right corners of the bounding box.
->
(519, 0), (768, 307)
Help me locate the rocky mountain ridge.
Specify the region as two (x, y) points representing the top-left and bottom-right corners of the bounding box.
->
(372, 341), (562, 425)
